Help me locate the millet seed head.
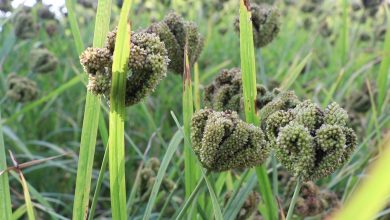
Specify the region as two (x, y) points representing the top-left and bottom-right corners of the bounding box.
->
(79, 29), (169, 107)
(6, 73), (39, 103)
(191, 109), (269, 172)
(204, 68), (277, 114)
(29, 48), (59, 74)
(147, 11), (204, 75)
(13, 10), (37, 39)
(264, 100), (357, 181)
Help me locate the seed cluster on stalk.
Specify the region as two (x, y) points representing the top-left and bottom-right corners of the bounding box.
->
(204, 68), (278, 114)
(80, 28), (169, 106)
(147, 11), (204, 75)
(266, 100), (357, 181)
(6, 73), (39, 102)
(30, 48), (59, 74)
(191, 109), (269, 172)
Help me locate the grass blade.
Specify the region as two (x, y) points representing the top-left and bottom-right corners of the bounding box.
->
(194, 62), (201, 112)
(143, 130), (183, 220)
(280, 52), (312, 90)
(69, 0), (112, 219)
(183, 46), (200, 200)
(377, 7), (390, 114)
(19, 171), (35, 220)
(65, 0), (84, 54)
(224, 173), (257, 220)
(88, 114), (109, 220)
(0, 112), (12, 220)
(108, 0), (132, 219)
(239, 1), (278, 219)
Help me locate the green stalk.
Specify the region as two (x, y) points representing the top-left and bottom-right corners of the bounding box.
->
(239, 1), (278, 220)
(69, 0), (112, 219)
(340, 0), (349, 65)
(108, 1), (132, 219)
(285, 178), (302, 220)
(183, 46), (200, 200)
(194, 62), (201, 112)
(377, 7), (390, 114)
(0, 112), (12, 220)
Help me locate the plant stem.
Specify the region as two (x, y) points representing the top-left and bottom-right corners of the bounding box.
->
(272, 153), (278, 197)
(286, 177), (302, 220)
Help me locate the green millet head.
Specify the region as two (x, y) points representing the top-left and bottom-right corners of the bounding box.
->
(29, 48), (59, 74)
(80, 29), (169, 106)
(13, 11), (37, 39)
(6, 73), (39, 102)
(204, 68), (277, 113)
(147, 11), (204, 75)
(234, 3), (280, 48)
(204, 68), (242, 113)
(269, 100), (357, 181)
(146, 157), (161, 173)
(191, 109), (269, 172)
(260, 90), (301, 128)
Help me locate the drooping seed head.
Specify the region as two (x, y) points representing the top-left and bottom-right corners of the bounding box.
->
(204, 68), (277, 114)
(29, 48), (59, 74)
(6, 73), (39, 102)
(191, 109), (269, 172)
(79, 29), (169, 107)
(147, 11), (204, 75)
(13, 10), (37, 39)
(265, 99), (357, 181)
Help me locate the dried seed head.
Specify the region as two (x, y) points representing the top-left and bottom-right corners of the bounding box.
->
(191, 109), (269, 172)
(29, 48), (59, 74)
(6, 73), (39, 102)
(80, 29), (169, 107)
(234, 3), (280, 48)
(204, 68), (277, 113)
(147, 11), (204, 74)
(265, 100), (357, 181)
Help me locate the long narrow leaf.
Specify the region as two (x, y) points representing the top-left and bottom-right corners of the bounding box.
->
(239, 1), (278, 219)
(183, 45), (200, 201)
(0, 112), (12, 219)
(108, 1), (132, 219)
(69, 0), (112, 219)
(377, 7), (390, 114)
(143, 131), (183, 220)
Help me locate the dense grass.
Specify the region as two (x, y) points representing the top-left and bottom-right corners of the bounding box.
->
(0, 0), (389, 219)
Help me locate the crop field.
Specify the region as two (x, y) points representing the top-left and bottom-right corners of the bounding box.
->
(0, 0), (389, 219)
